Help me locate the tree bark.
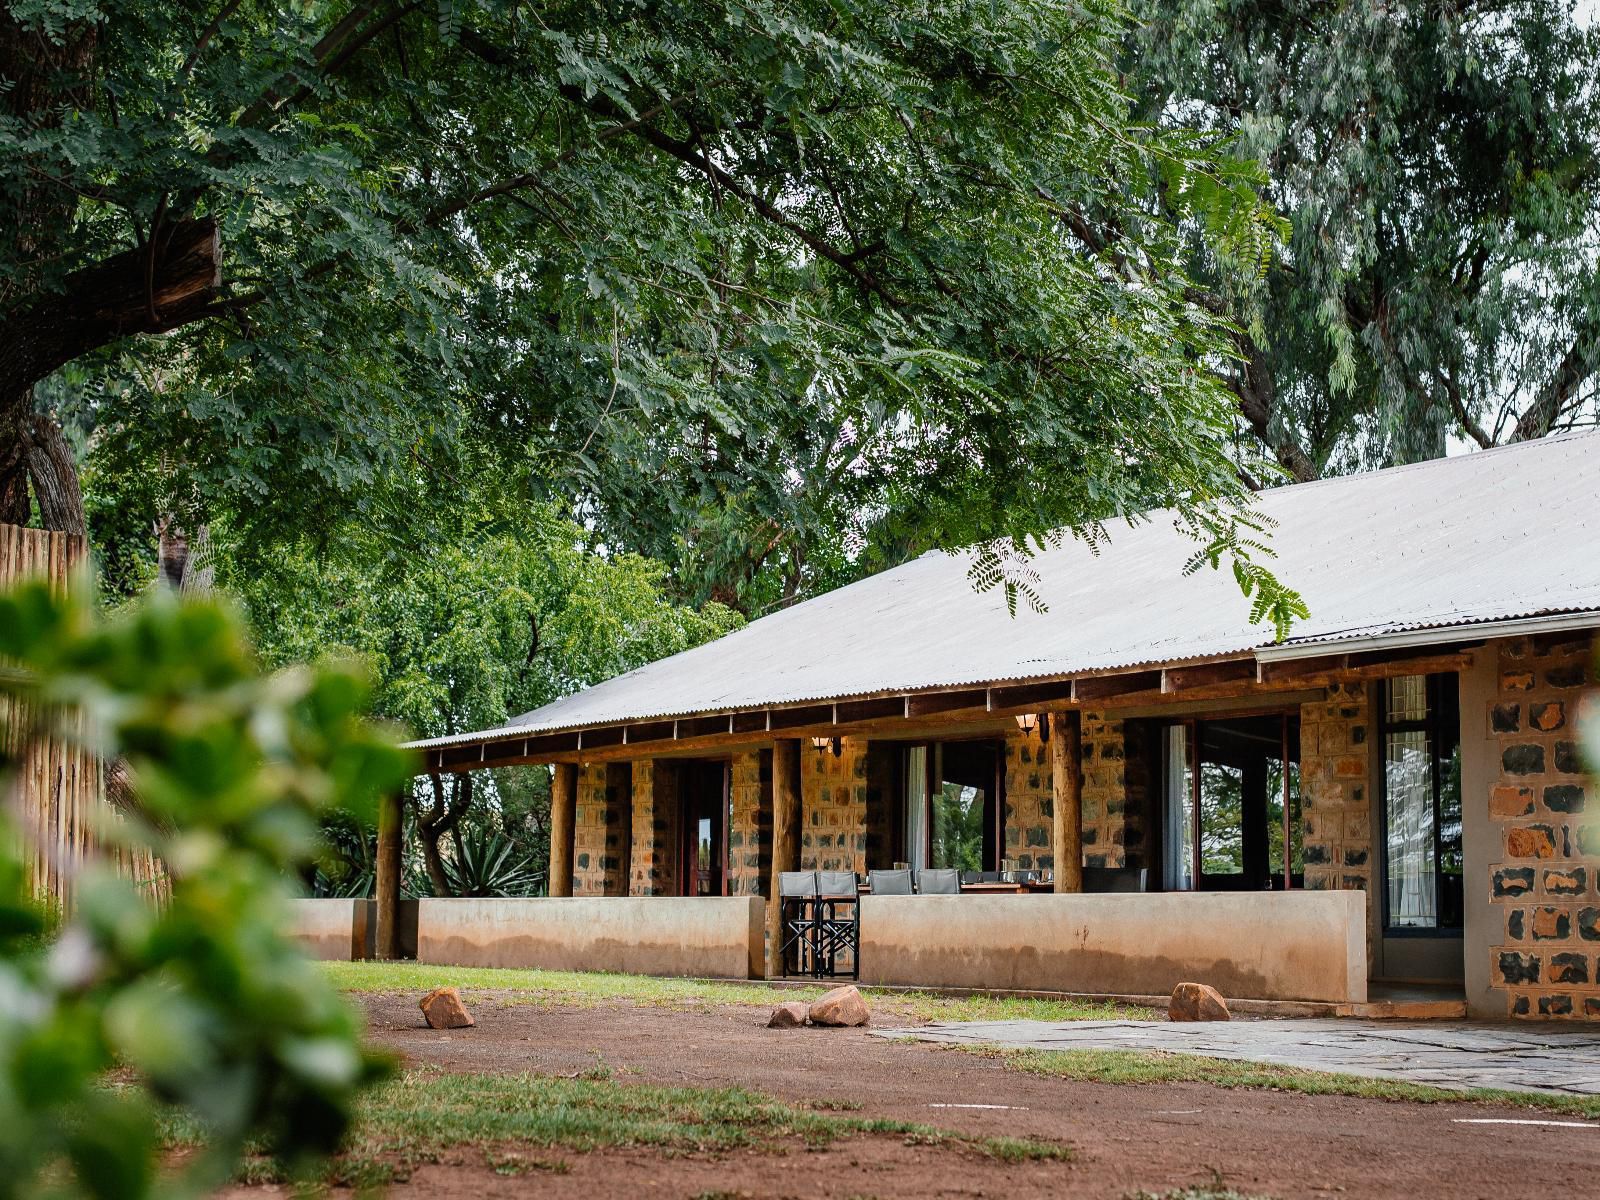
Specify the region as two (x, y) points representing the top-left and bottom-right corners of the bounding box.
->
(417, 771), (472, 895)
(1051, 711), (1083, 893)
(0, 218), (222, 397)
(767, 739), (801, 977)
(375, 788), (404, 959)
(549, 763), (577, 897)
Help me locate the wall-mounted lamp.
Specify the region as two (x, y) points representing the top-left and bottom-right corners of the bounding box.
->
(1014, 712), (1050, 743)
(809, 735), (842, 757)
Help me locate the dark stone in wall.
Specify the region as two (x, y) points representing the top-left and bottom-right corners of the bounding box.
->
(1025, 827), (1049, 847)
(1540, 994), (1574, 1016)
(1303, 844), (1330, 865)
(1344, 848), (1368, 867)
(1546, 664), (1588, 689)
(1508, 909), (1526, 939)
(1578, 908), (1600, 941)
(1492, 867), (1535, 897)
(1543, 784), (1585, 813)
(1491, 704), (1521, 733)
(1554, 742), (1582, 774)
(1512, 995), (1531, 1016)
(1550, 953), (1589, 985)
(1502, 745), (1546, 775)
(1498, 952), (1541, 985)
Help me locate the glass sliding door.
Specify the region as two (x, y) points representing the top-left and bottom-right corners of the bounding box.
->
(900, 740), (1001, 873)
(1380, 674), (1462, 931)
(1163, 724), (1195, 890)
(1160, 712), (1301, 891)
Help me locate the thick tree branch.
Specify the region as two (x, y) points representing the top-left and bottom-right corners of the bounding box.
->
(0, 218), (221, 395)
(1512, 320), (1600, 442)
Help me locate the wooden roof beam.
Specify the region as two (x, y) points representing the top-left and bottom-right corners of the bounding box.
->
(1072, 670), (1163, 702)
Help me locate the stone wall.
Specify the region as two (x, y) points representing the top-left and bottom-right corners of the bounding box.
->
(574, 761), (631, 896)
(1080, 712), (1146, 868)
(728, 749), (771, 897)
(1487, 634), (1598, 1018)
(629, 759), (680, 896)
(1300, 682), (1373, 895)
(1003, 729), (1053, 871)
(801, 736), (868, 872)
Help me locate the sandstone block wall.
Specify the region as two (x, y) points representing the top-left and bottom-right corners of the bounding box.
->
(1300, 683), (1373, 894)
(728, 749), (771, 897)
(1487, 634), (1598, 1018)
(1003, 730), (1053, 871)
(1080, 713), (1147, 868)
(574, 761), (631, 896)
(801, 736), (868, 872)
(629, 759), (680, 896)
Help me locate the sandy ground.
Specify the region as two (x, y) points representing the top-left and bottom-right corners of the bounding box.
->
(228, 992), (1600, 1199)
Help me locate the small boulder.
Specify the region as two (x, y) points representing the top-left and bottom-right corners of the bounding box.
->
(420, 986), (475, 1029)
(767, 1000), (811, 1028)
(808, 984), (870, 1027)
(1169, 981), (1229, 1022)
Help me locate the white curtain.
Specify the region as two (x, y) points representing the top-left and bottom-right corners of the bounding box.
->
(904, 746), (928, 872)
(1164, 725), (1194, 890)
(1386, 730), (1436, 927)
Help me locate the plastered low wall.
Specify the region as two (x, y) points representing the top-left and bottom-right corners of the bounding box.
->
(288, 898), (372, 961)
(417, 896), (766, 979)
(859, 891), (1367, 1003)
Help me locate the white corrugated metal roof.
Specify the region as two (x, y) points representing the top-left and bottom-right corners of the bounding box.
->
(414, 431), (1600, 748)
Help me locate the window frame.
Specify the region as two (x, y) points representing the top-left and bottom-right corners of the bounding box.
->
(1377, 673), (1463, 937)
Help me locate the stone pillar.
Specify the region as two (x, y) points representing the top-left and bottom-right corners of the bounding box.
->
(1052, 710), (1083, 892)
(549, 762), (576, 897)
(374, 788), (404, 958)
(767, 739), (801, 978)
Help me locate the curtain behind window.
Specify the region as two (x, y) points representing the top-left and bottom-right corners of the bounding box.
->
(1164, 725), (1194, 890)
(904, 746), (928, 872)
(1386, 729), (1436, 926)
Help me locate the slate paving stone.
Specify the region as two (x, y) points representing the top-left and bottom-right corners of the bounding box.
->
(874, 1018), (1600, 1097)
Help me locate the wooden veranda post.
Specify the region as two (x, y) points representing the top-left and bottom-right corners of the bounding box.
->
(1052, 710), (1084, 892)
(549, 762), (577, 897)
(766, 739), (801, 978)
(375, 788), (403, 959)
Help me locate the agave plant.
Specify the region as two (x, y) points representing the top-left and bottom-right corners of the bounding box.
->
(445, 828), (546, 897)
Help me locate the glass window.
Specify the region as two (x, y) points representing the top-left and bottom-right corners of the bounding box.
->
(902, 741), (998, 873)
(1381, 674), (1462, 931)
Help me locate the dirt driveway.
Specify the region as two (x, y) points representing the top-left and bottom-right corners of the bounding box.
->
(242, 992), (1600, 1199)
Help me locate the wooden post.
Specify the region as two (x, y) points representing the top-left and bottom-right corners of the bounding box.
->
(766, 739), (801, 978)
(375, 788), (403, 959)
(550, 762), (577, 897)
(1052, 710), (1084, 893)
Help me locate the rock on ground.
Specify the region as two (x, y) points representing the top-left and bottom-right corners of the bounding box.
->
(1168, 981), (1230, 1021)
(767, 1000), (811, 1028)
(808, 984), (870, 1027)
(420, 985), (475, 1029)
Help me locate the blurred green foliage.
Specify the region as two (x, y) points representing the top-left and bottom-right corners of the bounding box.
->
(0, 581), (413, 1197)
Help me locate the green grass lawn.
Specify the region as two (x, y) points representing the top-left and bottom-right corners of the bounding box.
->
(321, 959), (1150, 1023)
(167, 1066), (1070, 1186)
(974, 1045), (1600, 1120)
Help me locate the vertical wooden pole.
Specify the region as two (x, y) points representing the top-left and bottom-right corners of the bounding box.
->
(1052, 710), (1084, 893)
(550, 762), (577, 897)
(766, 739), (801, 978)
(375, 788), (403, 959)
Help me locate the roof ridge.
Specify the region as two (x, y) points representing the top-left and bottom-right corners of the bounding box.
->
(1256, 427), (1600, 498)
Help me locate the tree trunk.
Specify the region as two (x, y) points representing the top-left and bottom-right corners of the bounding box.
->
(417, 772), (473, 896)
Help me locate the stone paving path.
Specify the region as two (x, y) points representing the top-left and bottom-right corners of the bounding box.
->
(874, 1019), (1600, 1097)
